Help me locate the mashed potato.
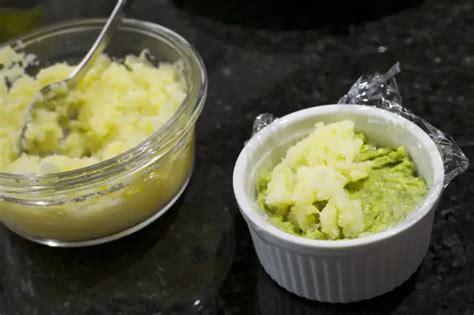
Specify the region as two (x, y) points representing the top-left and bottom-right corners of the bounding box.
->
(0, 46), (194, 243)
(257, 120), (427, 240)
(0, 46), (186, 174)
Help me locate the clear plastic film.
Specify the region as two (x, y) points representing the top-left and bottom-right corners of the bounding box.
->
(337, 63), (469, 187)
(251, 63), (469, 187)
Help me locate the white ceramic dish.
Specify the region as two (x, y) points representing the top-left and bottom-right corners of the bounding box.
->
(233, 104), (444, 303)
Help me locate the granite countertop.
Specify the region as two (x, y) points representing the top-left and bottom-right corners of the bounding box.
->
(0, 0), (473, 314)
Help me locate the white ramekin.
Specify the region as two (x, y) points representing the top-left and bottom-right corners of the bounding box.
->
(233, 104), (444, 303)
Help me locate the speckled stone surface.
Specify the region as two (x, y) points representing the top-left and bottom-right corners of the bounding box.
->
(0, 0), (473, 314)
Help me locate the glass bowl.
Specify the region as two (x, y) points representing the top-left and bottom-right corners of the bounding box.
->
(0, 18), (207, 247)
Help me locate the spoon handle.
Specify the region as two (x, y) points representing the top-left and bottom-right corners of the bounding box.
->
(67, 0), (127, 86)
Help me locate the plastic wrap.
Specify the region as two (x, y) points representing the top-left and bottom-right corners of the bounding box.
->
(251, 63), (469, 187)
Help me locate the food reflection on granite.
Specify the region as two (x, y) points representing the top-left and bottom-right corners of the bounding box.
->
(0, 4), (43, 42)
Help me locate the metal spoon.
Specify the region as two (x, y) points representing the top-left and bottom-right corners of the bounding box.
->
(18, 0), (128, 155)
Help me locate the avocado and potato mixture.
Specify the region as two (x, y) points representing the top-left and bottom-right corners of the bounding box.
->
(257, 120), (427, 240)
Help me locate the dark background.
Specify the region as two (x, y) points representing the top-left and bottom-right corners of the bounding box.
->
(0, 0), (473, 314)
